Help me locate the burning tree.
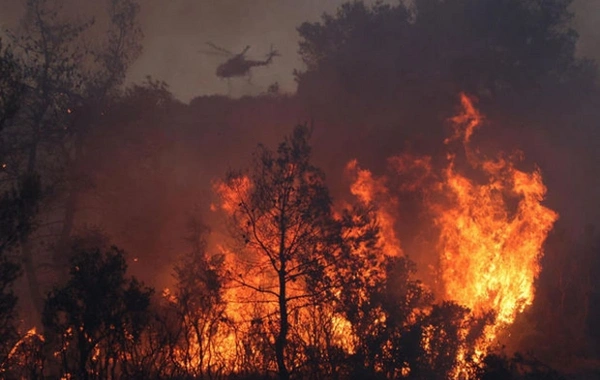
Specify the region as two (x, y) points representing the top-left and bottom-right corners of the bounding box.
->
(216, 125), (354, 379)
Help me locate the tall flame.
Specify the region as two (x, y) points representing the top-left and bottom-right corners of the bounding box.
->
(434, 94), (558, 340)
(347, 93), (558, 360)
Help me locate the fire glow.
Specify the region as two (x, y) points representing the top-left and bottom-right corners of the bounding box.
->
(177, 93), (557, 376)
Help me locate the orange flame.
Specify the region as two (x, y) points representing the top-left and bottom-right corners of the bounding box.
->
(433, 95), (558, 345)
(346, 159), (403, 257)
(211, 173), (360, 370)
(347, 93), (558, 367)
(445, 92), (483, 145)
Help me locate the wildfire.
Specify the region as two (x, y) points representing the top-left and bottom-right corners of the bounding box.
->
(4, 92), (559, 379)
(0, 327), (45, 375)
(347, 93), (558, 369)
(201, 93), (557, 377)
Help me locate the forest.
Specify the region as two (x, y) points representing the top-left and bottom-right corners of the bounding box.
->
(1, 0), (599, 379)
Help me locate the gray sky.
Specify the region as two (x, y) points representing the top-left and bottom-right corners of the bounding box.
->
(130, 0), (600, 102)
(127, 0), (385, 101)
(1, 0), (598, 102)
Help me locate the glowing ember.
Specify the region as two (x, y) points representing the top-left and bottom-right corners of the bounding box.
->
(6, 328), (43, 361)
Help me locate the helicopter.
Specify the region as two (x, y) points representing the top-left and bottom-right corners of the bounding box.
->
(200, 42), (280, 80)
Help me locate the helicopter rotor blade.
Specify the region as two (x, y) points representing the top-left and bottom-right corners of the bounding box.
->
(198, 50), (230, 57)
(266, 44), (280, 58)
(206, 42), (233, 56)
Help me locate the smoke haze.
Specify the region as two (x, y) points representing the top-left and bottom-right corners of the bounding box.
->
(1, 3), (600, 375)
(2, 0), (597, 102)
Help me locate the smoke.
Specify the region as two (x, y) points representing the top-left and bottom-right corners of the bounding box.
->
(126, 0), (393, 101)
(572, 0), (600, 63)
(126, 0), (600, 101)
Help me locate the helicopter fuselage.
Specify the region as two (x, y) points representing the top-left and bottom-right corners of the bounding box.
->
(203, 42), (279, 79)
(216, 56), (254, 78)
(215, 54), (277, 79)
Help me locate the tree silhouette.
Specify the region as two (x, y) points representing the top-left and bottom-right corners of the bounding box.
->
(337, 253), (435, 377)
(0, 174), (40, 373)
(43, 245), (153, 379)
(477, 352), (566, 379)
(294, 0), (595, 138)
(0, 40), (24, 132)
(297, 0), (587, 101)
(0, 0), (143, 315)
(220, 125), (349, 379)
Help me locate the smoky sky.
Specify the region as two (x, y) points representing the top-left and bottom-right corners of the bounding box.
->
(127, 0), (389, 101)
(126, 0), (600, 102)
(2, 0), (597, 102)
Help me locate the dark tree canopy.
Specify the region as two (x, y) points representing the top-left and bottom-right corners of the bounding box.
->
(0, 174), (40, 368)
(0, 0), (144, 317)
(296, 0), (595, 119)
(43, 245), (153, 379)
